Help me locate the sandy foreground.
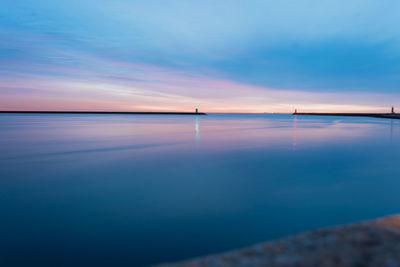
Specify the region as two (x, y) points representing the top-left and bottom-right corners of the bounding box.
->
(157, 215), (400, 266)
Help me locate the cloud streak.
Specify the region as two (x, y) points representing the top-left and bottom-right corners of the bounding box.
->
(1, 0), (400, 112)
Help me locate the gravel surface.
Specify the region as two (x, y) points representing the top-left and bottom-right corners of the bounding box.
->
(157, 215), (400, 267)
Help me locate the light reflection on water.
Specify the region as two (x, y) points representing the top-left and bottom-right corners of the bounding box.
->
(1, 113), (400, 266)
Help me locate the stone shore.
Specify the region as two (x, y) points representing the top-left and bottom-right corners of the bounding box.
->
(158, 215), (400, 267)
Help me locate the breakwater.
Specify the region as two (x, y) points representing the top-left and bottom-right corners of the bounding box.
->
(0, 111), (206, 115)
(293, 112), (400, 119)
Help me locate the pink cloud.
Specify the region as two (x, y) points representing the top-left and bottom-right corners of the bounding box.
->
(1, 55), (399, 113)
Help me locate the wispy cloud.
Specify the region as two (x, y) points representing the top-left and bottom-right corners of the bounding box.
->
(1, 0), (400, 111)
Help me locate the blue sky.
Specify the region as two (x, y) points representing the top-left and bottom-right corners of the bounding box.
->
(1, 0), (400, 112)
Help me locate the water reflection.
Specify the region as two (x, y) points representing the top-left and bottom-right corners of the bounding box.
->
(0, 114), (388, 160)
(390, 119), (393, 143)
(293, 116), (297, 151)
(195, 116), (200, 149)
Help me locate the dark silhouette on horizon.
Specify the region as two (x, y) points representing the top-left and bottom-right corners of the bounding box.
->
(293, 106), (399, 120)
(0, 110), (206, 115)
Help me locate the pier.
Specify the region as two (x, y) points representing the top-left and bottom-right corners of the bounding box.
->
(0, 111), (206, 115)
(293, 111), (400, 120)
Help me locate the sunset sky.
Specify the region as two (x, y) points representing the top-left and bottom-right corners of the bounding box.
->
(1, 0), (400, 112)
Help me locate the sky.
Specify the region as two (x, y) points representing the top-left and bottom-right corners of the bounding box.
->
(1, 0), (400, 112)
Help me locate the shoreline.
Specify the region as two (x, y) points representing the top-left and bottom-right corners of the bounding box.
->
(158, 214), (400, 266)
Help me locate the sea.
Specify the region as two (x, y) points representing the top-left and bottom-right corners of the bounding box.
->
(1, 113), (400, 266)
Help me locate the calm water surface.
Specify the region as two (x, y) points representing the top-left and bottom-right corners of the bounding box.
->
(1, 113), (400, 266)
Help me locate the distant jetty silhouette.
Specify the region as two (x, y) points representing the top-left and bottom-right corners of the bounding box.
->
(293, 107), (400, 120)
(0, 110), (206, 115)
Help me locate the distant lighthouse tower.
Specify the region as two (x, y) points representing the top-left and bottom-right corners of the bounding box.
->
(392, 106), (395, 114)
(195, 107), (198, 114)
